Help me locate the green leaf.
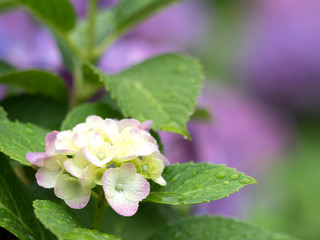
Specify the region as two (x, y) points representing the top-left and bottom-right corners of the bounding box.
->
(80, 62), (105, 101)
(102, 54), (203, 138)
(0, 60), (15, 74)
(71, 0), (182, 51)
(33, 200), (81, 238)
(60, 102), (122, 131)
(62, 228), (120, 240)
(1, 95), (67, 130)
(0, 155), (55, 240)
(0, 120), (47, 166)
(148, 216), (298, 240)
(190, 107), (211, 122)
(11, 0), (75, 32)
(33, 200), (119, 240)
(0, 0), (16, 12)
(0, 106), (8, 121)
(0, 70), (68, 102)
(146, 162), (256, 205)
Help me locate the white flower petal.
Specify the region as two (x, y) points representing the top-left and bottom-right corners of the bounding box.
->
(64, 159), (86, 179)
(55, 130), (78, 154)
(54, 174), (91, 209)
(36, 167), (61, 188)
(153, 176), (167, 186)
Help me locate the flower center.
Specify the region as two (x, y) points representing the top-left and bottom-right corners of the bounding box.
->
(97, 153), (105, 160)
(116, 183), (124, 191)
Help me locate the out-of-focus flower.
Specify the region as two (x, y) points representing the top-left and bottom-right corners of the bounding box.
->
(0, 10), (62, 71)
(98, 38), (179, 74)
(26, 116), (167, 216)
(241, 0), (320, 110)
(160, 83), (290, 217)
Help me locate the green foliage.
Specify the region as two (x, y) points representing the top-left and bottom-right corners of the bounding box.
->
(1, 95), (67, 130)
(0, 106), (8, 121)
(33, 200), (81, 238)
(0, 70), (68, 102)
(0, 60), (15, 74)
(62, 228), (120, 240)
(0, 0), (15, 12)
(33, 200), (119, 240)
(0, 120), (47, 166)
(80, 62), (105, 100)
(71, 0), (183, 52)
(148, 216), (297, 240)
(147, 162), (256, 204)
(11, 0), (75, 32)
(103, 54), (203, 138)
(190, 107), (212, 122)
(61, 102), (122, 131)
(0, 156), (55, 240)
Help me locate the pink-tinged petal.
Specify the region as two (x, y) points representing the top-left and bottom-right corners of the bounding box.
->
(64, 159), (86, 179)
(102, 163), (150, 217)
(36, 167), (61, 188)
(123, 174), (150, 202)
(45, 131), (59, 155)
(55, 130), (78, 154)
(141, 120), (152, 131)
(25, 152), (48, 167)
(107, 193), (139, 217)
(54, 174), (91, 209)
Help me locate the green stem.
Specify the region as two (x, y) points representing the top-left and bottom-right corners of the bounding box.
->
(87, 0), (98, 59)
(92, 188), (107, 230)
(69, 59), (83, 109)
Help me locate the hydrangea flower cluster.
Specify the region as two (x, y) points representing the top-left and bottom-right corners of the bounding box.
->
(26, 116), (168, 216)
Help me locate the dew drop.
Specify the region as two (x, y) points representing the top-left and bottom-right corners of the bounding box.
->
(223, 181), (230, 185)
(230, 174), (239, 180)
(216, 170), (227, 179)
(193, 172), (197, 176)
(240, 177), (253, 184)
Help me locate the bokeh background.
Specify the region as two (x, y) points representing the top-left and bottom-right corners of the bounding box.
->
(1, 0), (320, 239)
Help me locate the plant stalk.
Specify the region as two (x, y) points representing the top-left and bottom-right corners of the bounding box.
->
(87, 0), (98, 59)
(92, 188), (107, 230)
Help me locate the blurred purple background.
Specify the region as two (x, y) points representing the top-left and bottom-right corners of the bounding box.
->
(0, 0), (319, 239)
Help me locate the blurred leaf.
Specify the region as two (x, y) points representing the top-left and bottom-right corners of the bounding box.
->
(10, 0), (75, 32)
(0, 106), (8, 120)
(102, 54), (203, 139)
(147, 162), (256, 204)
(81, 62), (104, 100)
(148, 216), (297, 240)
(252, 136), (320, 240)
(33, 200), (81, 238)
(71, 200), (184, 240)
(63, 228), (120, 240)
(0, 120), (47, 166)
(190, 107), (211, 122)
(71, 0), (183, 51)
(0, 155), (55, 240)
(0, 60), (15, 74)
(1, 95), (67, 130)
(33, 200), (119, 240)
(0, 0), (15, 11)
(60, 102), (122, 131)
(0, 70), (68, 102)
